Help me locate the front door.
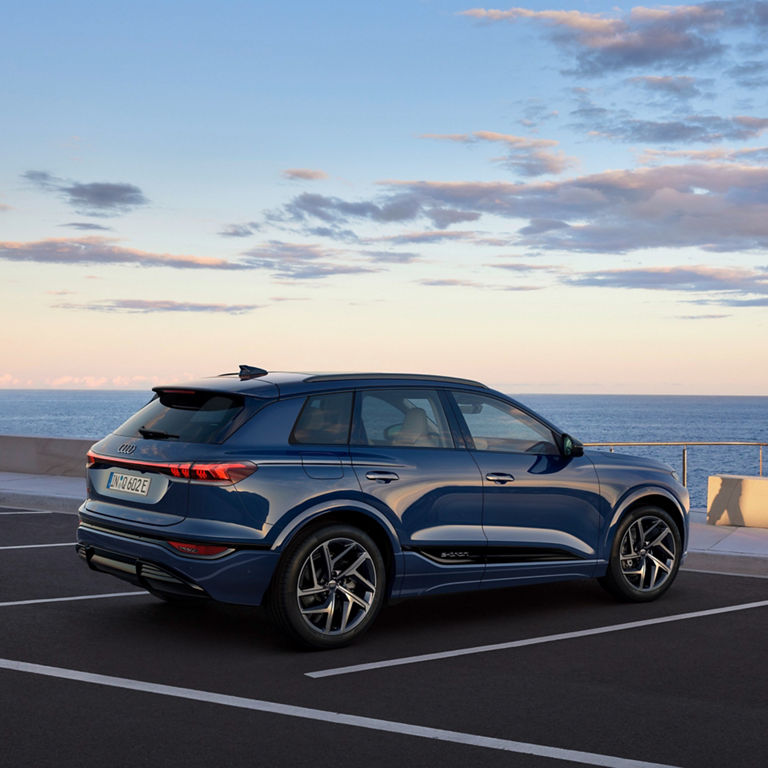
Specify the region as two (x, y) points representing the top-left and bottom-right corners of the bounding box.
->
(448, 390), (602, 587)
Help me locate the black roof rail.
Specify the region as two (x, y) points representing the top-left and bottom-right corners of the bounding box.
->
(304, 373), (488, 388)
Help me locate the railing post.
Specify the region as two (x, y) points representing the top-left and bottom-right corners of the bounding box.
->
(682, 446), (688, 487)
(760, 445), (763, 477)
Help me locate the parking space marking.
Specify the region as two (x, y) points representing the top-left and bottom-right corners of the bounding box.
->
(682, 568), (768, 580)
(0, 657), (681, 768)
(0, 543), (74, 551)
(0, 591), (146, 608)
(307, 599), (768, 679)
(0, 510), (67, 516)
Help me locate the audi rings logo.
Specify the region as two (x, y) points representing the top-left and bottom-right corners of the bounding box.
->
(117, 443), (136, 455)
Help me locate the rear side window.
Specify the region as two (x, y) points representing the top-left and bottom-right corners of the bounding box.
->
(353, 389), (454, 448)
(114, 390), (247, 444)
(290, 392), (352, 445)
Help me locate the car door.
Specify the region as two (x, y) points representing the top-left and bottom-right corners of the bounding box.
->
(447, 390), (602, 587)
(349, 388), (486, 595)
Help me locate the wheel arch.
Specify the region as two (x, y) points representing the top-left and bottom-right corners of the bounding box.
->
(269, 504), (401, 598)
(604, 487), (688, 558)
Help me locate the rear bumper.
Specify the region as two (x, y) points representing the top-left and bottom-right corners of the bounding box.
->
(76, 523), (280, 606)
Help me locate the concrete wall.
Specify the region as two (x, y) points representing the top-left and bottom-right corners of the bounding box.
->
(0, 435), (94, 477)
(707, 474), (768, 528)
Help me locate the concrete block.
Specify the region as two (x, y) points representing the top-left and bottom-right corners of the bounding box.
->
(707, 475), (768, 528)
(0, 435), (94, 477)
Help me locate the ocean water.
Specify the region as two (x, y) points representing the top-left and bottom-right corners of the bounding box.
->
(0, 389), (765, 509)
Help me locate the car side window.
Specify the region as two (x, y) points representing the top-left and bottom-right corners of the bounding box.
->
(290, 392), (352, 445)
(354, 389), (454, 448)
(451, 391), (558, 455)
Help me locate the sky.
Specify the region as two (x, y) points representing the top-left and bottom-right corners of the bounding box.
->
(2, 0), (768, 395)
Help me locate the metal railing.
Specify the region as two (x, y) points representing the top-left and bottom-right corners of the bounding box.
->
(583, 441), (767, 486)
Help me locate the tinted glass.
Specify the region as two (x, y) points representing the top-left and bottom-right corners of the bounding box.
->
(290, 392), (352, 445)
(115, 390), (245, 444)
(354, 389), (453, 448)
(452, 392), (558, 454)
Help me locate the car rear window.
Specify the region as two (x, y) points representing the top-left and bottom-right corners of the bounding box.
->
(114, 389), (248, 444)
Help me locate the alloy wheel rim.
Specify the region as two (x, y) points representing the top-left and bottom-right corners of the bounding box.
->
(296, 537), (377, 635)
(619, 516), (677, 592)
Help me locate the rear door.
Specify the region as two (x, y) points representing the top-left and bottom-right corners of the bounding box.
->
(348, 388), (485, 592)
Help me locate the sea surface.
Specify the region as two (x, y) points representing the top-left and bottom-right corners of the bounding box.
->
(0, 389), (766, 509)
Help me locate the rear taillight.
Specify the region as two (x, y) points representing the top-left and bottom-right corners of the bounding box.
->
(86, 450), (96, 468)
(168, 461), (255, 483)
(167, 541), (231, 556)
(87, 453), (256, 484)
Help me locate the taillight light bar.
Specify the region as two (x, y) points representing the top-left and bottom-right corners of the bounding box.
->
(86, 451), (256, 484)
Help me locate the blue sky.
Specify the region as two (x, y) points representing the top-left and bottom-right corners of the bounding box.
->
(2, 1), (768, 393)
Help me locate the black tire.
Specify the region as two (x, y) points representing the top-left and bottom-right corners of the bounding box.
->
(599, 506), (682, 602)
(269, 524), (386, 649)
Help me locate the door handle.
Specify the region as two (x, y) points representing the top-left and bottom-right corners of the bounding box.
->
(366, 471), (400, 483)
(486, 472), (514, 484)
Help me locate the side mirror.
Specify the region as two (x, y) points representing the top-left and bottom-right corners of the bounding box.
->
(562, 433), (584, 458)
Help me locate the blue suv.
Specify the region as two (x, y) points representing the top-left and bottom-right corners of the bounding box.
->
(76, 367), (689, 648)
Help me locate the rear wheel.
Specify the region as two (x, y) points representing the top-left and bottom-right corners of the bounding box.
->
(599, 506), (681, 601)
(269, 524), (386, 649)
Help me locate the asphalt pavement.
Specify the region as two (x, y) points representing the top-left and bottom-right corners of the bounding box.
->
(1, 476), (768, 767)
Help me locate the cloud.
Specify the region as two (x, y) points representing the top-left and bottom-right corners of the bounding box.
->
(639, 146), (768, 164)
(59, 222), (112, 231)
(570, 93), (768, 143)
(242, 240), (377, 279)
(676, 313), (730, 319)
(53, 299), (259, 314)
(376, 162), (768, 253)
(491, 262), (560, 273)
(628, 75), (707, 99)
(424, 208), (482, 227)
(565, 265), (768, 295)
(23, 170), (148, 216)
(419, 278), (541, 291)
(422, 130), (577, 176)
(726, 60), (768, 86)
(594, 114), (768, 144)
(0, 237), (249, 269)
(360, 250), (420, 264)
(283, 168), (329, 181)
(218, 222), (259, 238)
(366, 229), (484, 245)
(460, 2), (768, 75)
(286, 191), (422, 225)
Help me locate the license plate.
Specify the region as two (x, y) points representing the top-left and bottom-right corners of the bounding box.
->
(107, 472), (150, 497)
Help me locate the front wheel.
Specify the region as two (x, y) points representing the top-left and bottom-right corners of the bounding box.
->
(269, 524), (386, 649)
(599, 507), (682, 601)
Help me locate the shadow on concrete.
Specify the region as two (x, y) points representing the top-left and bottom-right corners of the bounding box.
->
(707, 477), (744, 527)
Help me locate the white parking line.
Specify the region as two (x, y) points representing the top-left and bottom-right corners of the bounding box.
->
(0, 510), (63, 516)
(0, 591), (146, 608)
(682, 567), (768, 580)
(307, 599), (768, 679)
(0, 543), (74, 551)
(0, 657), (682, 768)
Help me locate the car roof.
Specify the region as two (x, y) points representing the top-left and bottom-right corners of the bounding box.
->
(155, 370), (489, 398)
